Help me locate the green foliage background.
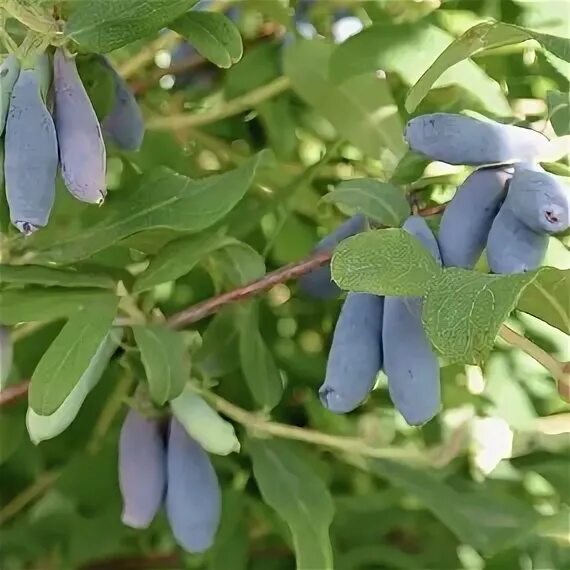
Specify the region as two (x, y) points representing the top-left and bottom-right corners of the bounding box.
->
(0, 1), (569, 569)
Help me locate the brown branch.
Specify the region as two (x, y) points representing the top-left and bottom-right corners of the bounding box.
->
(0, 380), (29, 406)
(82, 553), (181, 570)
(418, 203), (447, 217)
(0, 203), (451, 407)
(166, 249), (332, 328)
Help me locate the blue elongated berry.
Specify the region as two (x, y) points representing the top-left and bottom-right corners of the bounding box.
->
(299, 214), (367, 299)
(4, 59), (57, 234)
(505, 163), (569, 235)
(383, 215), (441, 426)
(0, 54), (20, 136)
(486, 197), (549, 274)
(402, 214), (442, 263)
(166, 418), (221, 553)
(99, 56), (144, 151)
(405, 113), (550, 166)
(53, 48), (106, 204)
(438, 166), (513, 268)
(319, 292), (384, 413)
(119, 408), (166, 529)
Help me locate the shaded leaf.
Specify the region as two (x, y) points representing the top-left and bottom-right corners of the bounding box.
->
(367, 459), (539, 555)
(207, 491), (248, 570)
(322, 179), (410, 227)
(517, 267), (570, 334)
(194, 307), (240, 378)
(331, 229), (441, 297)
(331, 22), (510, 116)
(208, 241), (266, 287)
(66, 0), (199, 53)
(0, 264), (114, 289)
(238, 302), (282, 409)
(0, 288), (110, 325)
(283, 40), (406, 170)
(406, 21), (570, 112)
(133, 233), (231, 293)
(132, 325), (190, 405)
(249, 439), (335, 570)
(36, 152), (268, 264)
(0, 407), (25, 465)
(171, 11), (243, 68)
(547, 90), (570, 136)
(29, 295), (119, 415)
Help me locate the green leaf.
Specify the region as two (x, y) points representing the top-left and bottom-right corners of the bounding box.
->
(422, 268), (544, 364)
(65, 0), (199, 53)
(194, 307), (240, 378)
(171, 11), (243, 68)
(245, 0), (291, 27)
(208, 240), (266, 287)
(389, 150), (430, 186)
(133, 233), (231, 293)
(26, 329), (123, 444)
(405, 21), (570, 112)
(76, 54), (116, 122)
(543, 50), (570, 82)
(0, 288), (112, 325)
(36, 152), (268, 264)
(207, 491), (248, 570)
(132, 325), (189, 405)
(321, 179), (410, 227)
(330, 22), (511, 116)
(0, 408), (25, 465)
(367, 459), (539, 555)
(547, 90), (570, 136)
(29, 295), (119, 415)
(283, 40), (406, 171)
(331, 229), (441, 297)
(0, 264), (114, 289)
(517, 267), (570, 334)
(249, 439), (335, 570)
(238, 302), (283, 409)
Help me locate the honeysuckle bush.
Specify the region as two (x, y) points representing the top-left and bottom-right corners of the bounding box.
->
(0, 1), (569, 569)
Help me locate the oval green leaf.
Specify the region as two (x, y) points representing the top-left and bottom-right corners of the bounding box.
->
(171, 11), (243, 68)
(331, 228), (441, 297)
(321, 179), (410, 227)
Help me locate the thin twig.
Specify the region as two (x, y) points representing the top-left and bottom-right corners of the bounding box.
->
(0, 471), (59, 525)
(417, 203), (447, 217)
(4, 201), (566, 403)
(0, 380), (29, 406)
(146, 76), (292, 130)
(499, 324), (569, 389)
(202, 391), (427, 464)
(166, 249), (332, 328)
